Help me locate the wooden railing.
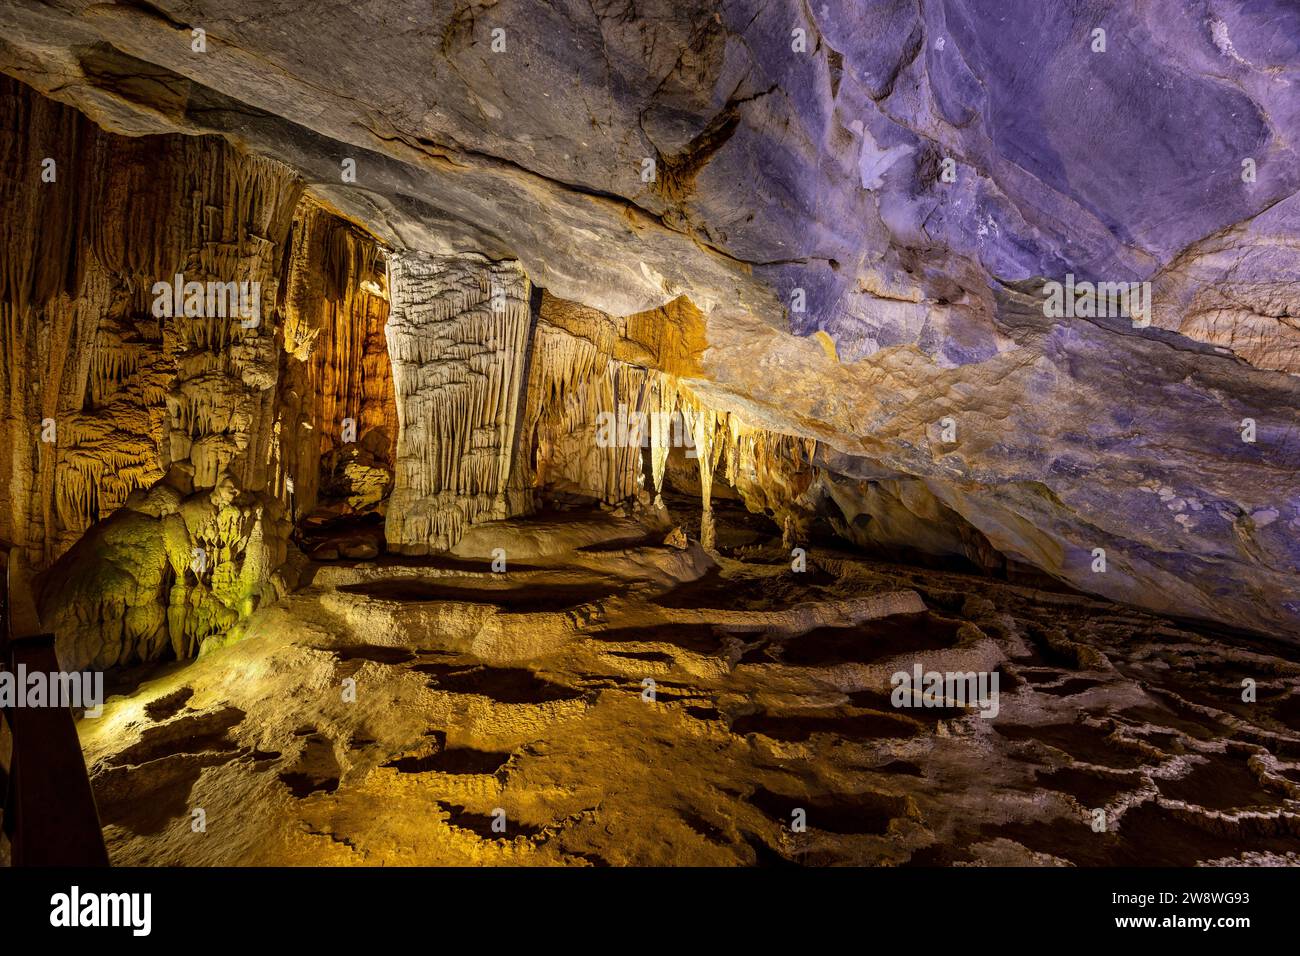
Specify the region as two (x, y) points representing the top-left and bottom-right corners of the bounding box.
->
(0, 544), (110, 866)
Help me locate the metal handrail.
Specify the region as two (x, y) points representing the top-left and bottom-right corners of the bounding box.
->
(0, 544), (110, 866)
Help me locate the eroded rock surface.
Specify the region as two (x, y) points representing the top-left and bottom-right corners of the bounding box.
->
(79, 509), (1300, 866)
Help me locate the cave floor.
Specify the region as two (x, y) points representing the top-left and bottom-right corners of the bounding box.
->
(79, 511), (1300, 866)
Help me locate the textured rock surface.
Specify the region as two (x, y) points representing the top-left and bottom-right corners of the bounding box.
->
(384, 253), (533, 553)
(0, 77), (302, 668)
(77, 510), (1300, 866)
(0, 80), (418, 669)
(1, 2), (1296, 636)
(279, 199), (396, 522)
(1, 76), (171, 566)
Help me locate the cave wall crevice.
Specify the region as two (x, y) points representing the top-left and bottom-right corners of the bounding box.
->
(276, 197), (396, 524)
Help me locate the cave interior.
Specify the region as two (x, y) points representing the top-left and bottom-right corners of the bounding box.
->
(1, 1), (1300, 868)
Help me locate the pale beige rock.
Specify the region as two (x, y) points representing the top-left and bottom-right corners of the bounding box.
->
(384, 253), (533, 554)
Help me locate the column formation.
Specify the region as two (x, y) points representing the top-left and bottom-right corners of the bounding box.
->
(385, 253), (533, 553)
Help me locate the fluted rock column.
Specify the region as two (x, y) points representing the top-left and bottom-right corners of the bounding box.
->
(384, 253), (533, 554)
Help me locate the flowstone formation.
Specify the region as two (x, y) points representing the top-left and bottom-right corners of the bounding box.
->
(384, 254), (533, 553)
(0, 77), (297, 670)
(278, 199), (397, 525)
(2, 80), (407, 671)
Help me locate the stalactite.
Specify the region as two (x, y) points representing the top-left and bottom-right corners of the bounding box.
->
(275, 198), (395, 521)
(646, 374), (676, 508)
(508, 290), (827, 549)
(1, 77), (302, 670)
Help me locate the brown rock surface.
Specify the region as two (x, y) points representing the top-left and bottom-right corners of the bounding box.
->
(77, 510), (1300, 866)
